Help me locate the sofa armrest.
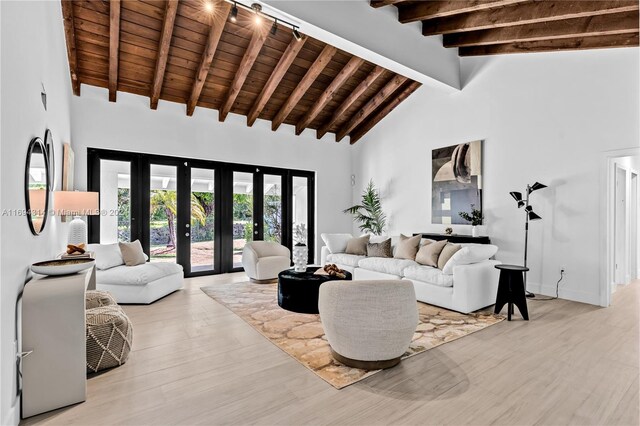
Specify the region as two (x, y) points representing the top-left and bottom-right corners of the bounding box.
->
(451, 260), (501, 313)
(320, 246), (330, 266)
(271, 244), (291, 258)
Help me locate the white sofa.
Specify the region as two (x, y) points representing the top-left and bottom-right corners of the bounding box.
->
(242, 241), (291, 283)
(320, 236), (500, 314)
(88, 244), (184, 304)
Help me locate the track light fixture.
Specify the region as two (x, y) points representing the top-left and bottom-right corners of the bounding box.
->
(229, 2), (238, 23)
(292, 26), (302, 41)
(225, 0), (303, 41)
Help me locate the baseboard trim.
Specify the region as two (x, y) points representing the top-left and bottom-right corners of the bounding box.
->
(527, 281), (599, 306)
(3, 400), (20, 426)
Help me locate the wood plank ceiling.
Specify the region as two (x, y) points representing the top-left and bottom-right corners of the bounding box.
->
(61, 0), (421, 145)
(371, 0), (640, 56)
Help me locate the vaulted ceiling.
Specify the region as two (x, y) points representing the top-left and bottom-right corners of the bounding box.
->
(371, 0), (639, 56)
(61, 0), (421, 144)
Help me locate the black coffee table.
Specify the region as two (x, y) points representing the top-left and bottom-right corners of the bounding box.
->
(277, 267), (352, 314)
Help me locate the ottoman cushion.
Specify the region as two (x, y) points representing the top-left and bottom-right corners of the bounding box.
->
(86, 306), (133, 373)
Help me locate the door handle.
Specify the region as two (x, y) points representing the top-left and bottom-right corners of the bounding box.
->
(185, 233), (190, 237)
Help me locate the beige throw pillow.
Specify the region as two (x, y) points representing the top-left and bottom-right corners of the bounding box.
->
(394, 234), (422, 260)
(119, 240), (147, 266)
(345, 235), (370, 256)
(415, 239), (448, 267)
(437, 243), (462, 270)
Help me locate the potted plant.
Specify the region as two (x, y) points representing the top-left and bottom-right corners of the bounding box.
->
(459, 204), (483, 237)
(292, 223), (308, 272)
(343, 180), (386, 236)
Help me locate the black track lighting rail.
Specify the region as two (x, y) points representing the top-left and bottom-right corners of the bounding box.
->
(223, 0), (303, 39)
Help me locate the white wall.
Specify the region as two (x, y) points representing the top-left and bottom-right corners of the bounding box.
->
(0, 2), (73, 425)
(70, 86), (354, 260)
(352, 48), (640, 306)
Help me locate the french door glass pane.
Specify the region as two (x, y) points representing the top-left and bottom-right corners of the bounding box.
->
(233, 171), (253, 268)
(150, 164), (177, 263)
(191, 168), (215, 273)
(264, 175), (282, 243)
(293, 176), (309, 244)
(99, 159), (131, 243)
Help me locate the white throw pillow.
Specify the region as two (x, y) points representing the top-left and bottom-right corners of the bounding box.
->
(87, 243), (125, 270)
(442, 244), (498, 275)
(321, 233), (353, 254)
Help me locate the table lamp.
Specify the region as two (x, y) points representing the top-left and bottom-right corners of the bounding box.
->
(54, 191), (100, 245)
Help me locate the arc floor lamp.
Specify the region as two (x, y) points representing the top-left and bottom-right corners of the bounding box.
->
(510, 182), (547, 298)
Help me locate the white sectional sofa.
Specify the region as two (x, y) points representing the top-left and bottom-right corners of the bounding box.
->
(320, 235), (500, 314)
(88, 243), (184, 304)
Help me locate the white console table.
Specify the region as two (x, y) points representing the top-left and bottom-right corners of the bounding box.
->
(21, 268), (95, 418)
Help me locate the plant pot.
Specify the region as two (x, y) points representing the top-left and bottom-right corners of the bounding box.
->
(471, 226), (479, 238)
(293, 244), (308, 272)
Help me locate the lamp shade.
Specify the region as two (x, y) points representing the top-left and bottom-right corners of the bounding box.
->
(528, 211), (542, 221)
(529, 182), (547, 193)
(510, 191), (522, 202)
(54, 191), (99, 216)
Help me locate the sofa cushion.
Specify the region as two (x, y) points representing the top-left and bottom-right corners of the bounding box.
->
(437, 243), (462, 270)
(415, 240), (447, 267)
(321, 233), (353, 254)
(119, 240), (146, 266)
(326, 253), (366, 268)
(357, 257), (417, 277)
(367, 238), (392, 258)
(97, 262), (183, 286)
(442, 244), (499, 275)
(87, 243), (124, 270)
(394, 234), (422, 260)
(345, 235), (370, 255)
(403, 265), (454, 288)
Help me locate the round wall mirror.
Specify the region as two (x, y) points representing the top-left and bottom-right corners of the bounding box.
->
(44, 129), (55, 191)
(25, 137), (50, 235)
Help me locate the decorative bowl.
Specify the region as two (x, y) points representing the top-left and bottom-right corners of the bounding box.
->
(31, 258), (95, 276)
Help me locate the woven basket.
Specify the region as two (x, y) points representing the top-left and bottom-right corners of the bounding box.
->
(85, 290), (117, 309)
(86, 306), (133, 373)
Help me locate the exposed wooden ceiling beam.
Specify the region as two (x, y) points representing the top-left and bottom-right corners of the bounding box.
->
(399, 0), (527, 24)
(61, 1), (80, 96)
(246, 36), (307, 127)
(109, 0), (121, 102)
(295, 56), (364, 136)
(422, 1), (640, 36)
(219, 28), (267, 122)
(336, 74), (407, 142)
(349, 81), (422, 145)
(316, 65), (385, 140)
(150, 0), (178, 110)
(187, 1), (231, 116)
(370, 0), (406, 8)
(271, 45), (337, 131)
(444, 11), (640, 47)
(459, 32), (640, 56)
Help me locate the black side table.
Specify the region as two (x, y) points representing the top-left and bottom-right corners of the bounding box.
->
(494, 264), (529, 321)
(278, 267), (352, 314)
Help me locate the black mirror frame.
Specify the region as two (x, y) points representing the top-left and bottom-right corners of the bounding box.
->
(44, 129), (55, 191)
(25, 137), (50, 236)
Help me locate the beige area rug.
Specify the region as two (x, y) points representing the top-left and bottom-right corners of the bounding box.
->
(201, 281), (504, 389)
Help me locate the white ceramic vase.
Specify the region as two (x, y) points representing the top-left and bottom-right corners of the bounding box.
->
(293, 244), (308, 272)
(471, 226), (479, 238)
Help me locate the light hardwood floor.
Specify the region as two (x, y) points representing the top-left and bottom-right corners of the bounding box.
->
(24, 275), (639, 426)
